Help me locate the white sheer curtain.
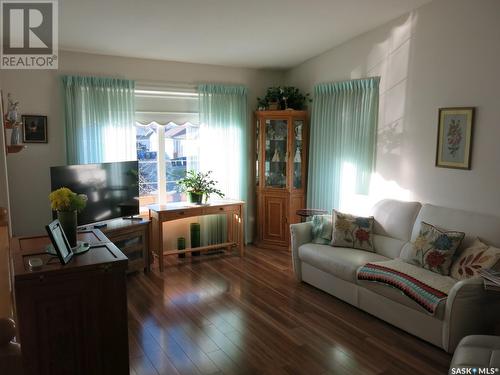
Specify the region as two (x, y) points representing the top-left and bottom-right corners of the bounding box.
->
(198, 84), (248, 245)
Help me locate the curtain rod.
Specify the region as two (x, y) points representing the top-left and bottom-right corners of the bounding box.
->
(135, 111), (198, 115)
(135, 80), (197, 93)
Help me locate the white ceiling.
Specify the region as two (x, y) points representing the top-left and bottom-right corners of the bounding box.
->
(60, 0), (430, 69)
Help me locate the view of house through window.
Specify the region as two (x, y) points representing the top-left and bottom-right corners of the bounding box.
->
(135, 121), (200, 208)
(134, 86), (200, 209)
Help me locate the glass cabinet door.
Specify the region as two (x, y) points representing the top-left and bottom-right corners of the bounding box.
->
(265, 119), (288, 188)
(293, 120), (304, 189)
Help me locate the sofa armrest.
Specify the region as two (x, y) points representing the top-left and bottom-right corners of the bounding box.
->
(290, 222), (313, 281)
(443, 278), (500, 352)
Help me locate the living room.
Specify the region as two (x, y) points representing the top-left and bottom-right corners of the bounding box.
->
(1, 0), (500, 374)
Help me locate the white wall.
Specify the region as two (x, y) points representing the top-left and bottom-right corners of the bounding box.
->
(286, 0), (500, 217)
(6, 0), (500, 236)
(1, 51), (283, 236)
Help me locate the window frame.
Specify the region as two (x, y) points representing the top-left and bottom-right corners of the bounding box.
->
(135, 86), (200, 207)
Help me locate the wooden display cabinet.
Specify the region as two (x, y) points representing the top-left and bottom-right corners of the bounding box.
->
(254, 110), (308, 250)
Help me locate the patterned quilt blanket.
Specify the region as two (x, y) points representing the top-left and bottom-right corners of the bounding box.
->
(357, 259), (456, 314)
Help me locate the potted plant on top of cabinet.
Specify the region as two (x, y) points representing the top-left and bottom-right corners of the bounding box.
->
(257, 86), (311, 111)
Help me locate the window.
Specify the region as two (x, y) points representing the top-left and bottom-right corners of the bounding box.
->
(134, 87), (199, 209)
(135, 121), (199, 207)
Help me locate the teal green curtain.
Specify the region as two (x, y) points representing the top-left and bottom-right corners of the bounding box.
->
(198, 84), (248, 245)
(308, 77), (380, 211)
(62, 75), (136, 164)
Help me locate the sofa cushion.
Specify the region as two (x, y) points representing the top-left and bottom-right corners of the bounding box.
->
(311, 215), (333, 245)
(357, 280), (447, 320)
(331, 210), (375, 252)
(357, 258), (456, 315)
(298, 244), (388, 282)
(404, 221), (465, 276)
(450, 238), (500, 280)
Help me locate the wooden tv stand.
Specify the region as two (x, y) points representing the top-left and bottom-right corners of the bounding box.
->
(79, 217), (150, 273)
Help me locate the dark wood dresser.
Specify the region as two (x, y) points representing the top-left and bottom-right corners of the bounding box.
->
(10, 229), (129, 375)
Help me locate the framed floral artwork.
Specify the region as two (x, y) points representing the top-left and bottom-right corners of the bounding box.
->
(22, 115), (47, 143)
(436, 107), (475, 169)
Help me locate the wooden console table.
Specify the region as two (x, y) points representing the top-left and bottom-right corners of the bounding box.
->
(10, 229), (129, 375)
(149, 200), (245, 272)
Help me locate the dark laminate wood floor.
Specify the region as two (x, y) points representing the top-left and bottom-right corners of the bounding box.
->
(127, 246), (451, 375)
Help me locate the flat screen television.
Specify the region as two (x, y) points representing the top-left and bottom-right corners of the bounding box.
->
(50, 161), (139, 225)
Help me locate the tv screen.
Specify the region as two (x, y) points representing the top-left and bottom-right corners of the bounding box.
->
(50, 161), (139, 225)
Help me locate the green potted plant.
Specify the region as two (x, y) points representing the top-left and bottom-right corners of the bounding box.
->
(257, 86), (312, 111)
(257, 87), (281, 110)
(48, 187), (87, 247)
(177, 170), (225, 205)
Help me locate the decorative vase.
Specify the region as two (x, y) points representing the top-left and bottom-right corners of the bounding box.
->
(177, 237), (186, 258)
(190, 223), (201, 256)
(295, 123), (302, 140)
(272, 149), (280, 162)
(294, 147), (301, 163)
(10, 123), (21, 145)
(57, 210), (77, 248)
(188, 192), (204, 205)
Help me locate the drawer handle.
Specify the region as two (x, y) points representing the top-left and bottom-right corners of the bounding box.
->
(178, 211), (185, 215)
(219, 207), (224, 211)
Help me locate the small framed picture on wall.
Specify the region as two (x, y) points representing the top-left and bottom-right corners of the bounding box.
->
(435, 107), (475, 170)
(22, 115), (48, 143)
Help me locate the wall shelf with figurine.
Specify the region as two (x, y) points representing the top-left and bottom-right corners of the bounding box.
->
(6, 144), (26, 154)
(3, 119), (27, 155)
(1, 91), (26, 155)
(254, 110), (308, 250)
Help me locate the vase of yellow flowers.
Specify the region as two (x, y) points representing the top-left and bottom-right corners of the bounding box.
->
(49, 187), (87, 248)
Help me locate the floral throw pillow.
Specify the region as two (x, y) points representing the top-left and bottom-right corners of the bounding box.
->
(331, 210), (375, 252)
(311, 215), (333, 245)
(408, 222), (465, 276)
(450, 238), (500, 280)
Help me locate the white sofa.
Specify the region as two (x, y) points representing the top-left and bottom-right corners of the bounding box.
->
(290, 199), (500, 353)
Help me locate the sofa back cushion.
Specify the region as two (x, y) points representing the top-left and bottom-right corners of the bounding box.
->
(372, 235), (407, 259)
(410, 204), (500, 249)
(370, 199), (422, 258)
(372, 199), (422, 241)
